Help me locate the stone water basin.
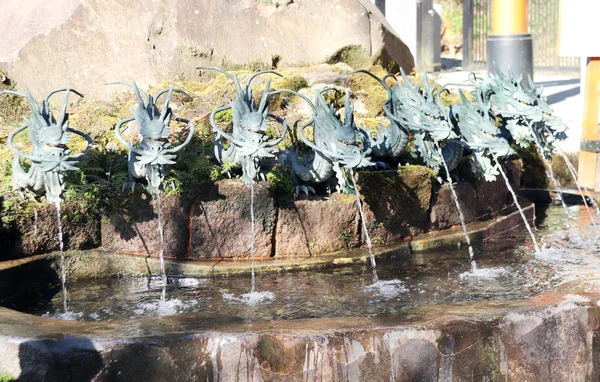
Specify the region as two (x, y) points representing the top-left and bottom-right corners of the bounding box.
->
(0, 204), (599, 381)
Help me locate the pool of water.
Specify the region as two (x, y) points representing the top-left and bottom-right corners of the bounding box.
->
(2, 205), (597, 322)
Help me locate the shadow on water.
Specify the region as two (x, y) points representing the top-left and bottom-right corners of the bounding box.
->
(18, 337), (103, 382)
(0, 257), (60, 313)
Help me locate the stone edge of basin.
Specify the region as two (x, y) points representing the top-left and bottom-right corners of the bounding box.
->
(0, 201), (536, 277)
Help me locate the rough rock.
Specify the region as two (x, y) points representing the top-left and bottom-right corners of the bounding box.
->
(188, 180), (276, 259)
(101, 194), (188, 259)
(474, 159), (523, 218)
(1, 299), (599, 381)
(356, 167), (433, 244)
(1, 199), (100, 259)
(430, 182), (477, 230)
(0, 0), (414, 100)
(274, 194), (359, 258)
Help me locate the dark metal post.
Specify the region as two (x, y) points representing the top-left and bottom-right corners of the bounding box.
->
(462, 0), (473, 69)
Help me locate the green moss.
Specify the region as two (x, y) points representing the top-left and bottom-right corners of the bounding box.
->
(326, 45), (371, 70)
(348, 65), (390, 118)
(516, 144), (549, 188)
(551, 152), (577, 187)
(0, 374), (15, 382)
(267, 164), (292, 196)
(0, 73), (27, 127)
(482, 339), (501, 382)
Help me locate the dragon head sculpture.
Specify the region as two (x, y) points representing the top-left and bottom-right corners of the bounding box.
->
(345, 69), (409, 167)
(450, 90), (513, 181)
(110, 81), (195, 195)
(475, 65), (567, 158)
(199, 67), (288, 184)
(270, 87), (372, 194)
(380, 69), (462, 171)
(3, 87), (92, 203)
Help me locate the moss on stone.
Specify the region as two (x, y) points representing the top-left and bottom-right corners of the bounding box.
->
(326, 45), (371, 70)
(551, 152), (577, 187)
(348, 65), (390, 118)
(267, 163), (293, 196)
(516, 144), (549, 188)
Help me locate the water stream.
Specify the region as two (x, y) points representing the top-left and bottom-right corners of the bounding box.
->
(435, 145), (477, 272)
(222, 182), (274, 305)
(250, 182), (256, 293)
(529, 131), (569, 215)
(155, 191), (167, 300)
(557, 150), (598, 222)
(350, 170), (407, 294)
(494, 156), (541, 254)
(33, 207), (38, 237)
(54, 200), (68, 313)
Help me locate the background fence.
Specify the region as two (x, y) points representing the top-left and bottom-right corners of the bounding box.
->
(462, 0), (580, 70)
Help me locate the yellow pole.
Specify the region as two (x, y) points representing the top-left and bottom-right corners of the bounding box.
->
(492, 0), (528, 35)
(579, 58), (600, 191)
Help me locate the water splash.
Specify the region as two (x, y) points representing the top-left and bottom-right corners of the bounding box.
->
(223, 291), (275, 305)
(557, 150), (598, 223)
(494, 156), (540, 254)
(362, 279), (408, 298)
(350, 170), (379, 282)
(436, 145), (477, 271)
(250, 182), (256, 293)
(458, 266), (508, 280)
(54, 200), (68, 313)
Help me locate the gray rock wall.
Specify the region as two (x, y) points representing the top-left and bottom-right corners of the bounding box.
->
(0, 0), (414, 100)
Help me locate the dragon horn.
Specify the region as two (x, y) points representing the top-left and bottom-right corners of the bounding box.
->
(105, 81), (148, 99)
(23, 87), (42, 121)
(245, 70), (283, 95)
(196, 66), (235, 80)
(458, 90), (469, 104)
(0, 90), (26, 98)
(268, 89), (315, 111)
(382, 73), (398, 84)
(399, 67), (417, 90)
(155, 88), (193, 103)
(422, 72), (435, 99)
(56, 88), (72, 129)
(44, 88), (84, 105)
(492, 62), (506, 79)
(258, 78), (271, 113)
(159, 85), (174, 121)
(344, 91), (354, 124)
(130, 81), (147, 113)
(345, 70), (391, 93)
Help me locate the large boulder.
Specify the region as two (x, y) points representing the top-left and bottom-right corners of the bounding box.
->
(0, 0), (414, 100)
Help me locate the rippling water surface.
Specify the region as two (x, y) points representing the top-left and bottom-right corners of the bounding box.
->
(2, 205), (597, 322)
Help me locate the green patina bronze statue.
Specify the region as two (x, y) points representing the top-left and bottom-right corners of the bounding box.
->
(272, 87), (373, 194)
(111, 81), (195, 195)
(3, 88), (92, 203)
(200, 67), (288, 184)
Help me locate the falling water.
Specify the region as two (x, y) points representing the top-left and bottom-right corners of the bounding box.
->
(223, 182), (275, 305)
(250, 182), (256, 293)
(155, 191), (167, 300)
(494, 156), (541, 254)
(350, 171), (406, 293)
(435, 145), (477, 271)
(54, 201), (68, 313)
(33, 207), (38, 237)
(350, 170), (379, 282)
(529, 132), (569, 213)
(557, 150), (598, 222)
